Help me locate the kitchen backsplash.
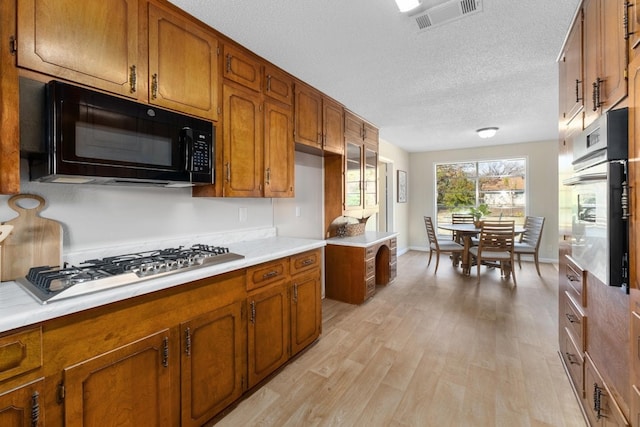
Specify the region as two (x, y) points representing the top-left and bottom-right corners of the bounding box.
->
(0, 154), (323, 257)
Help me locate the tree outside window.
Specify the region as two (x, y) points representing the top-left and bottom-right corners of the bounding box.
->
(435, 159), (526, 232)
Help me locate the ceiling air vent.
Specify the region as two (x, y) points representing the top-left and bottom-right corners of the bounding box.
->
(411, 0), (483, 31)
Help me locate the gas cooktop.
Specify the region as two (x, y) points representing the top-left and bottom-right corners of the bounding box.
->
(16, 244), (244, 304)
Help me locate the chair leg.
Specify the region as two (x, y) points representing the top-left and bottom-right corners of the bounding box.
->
(517, 253), (522, 269)
(434, 251), (440, 274)
(427, 249), (433, 267)
(476, 256), (481, 283)
(534, 253), (541, 276)
(511, 260), (517, 286)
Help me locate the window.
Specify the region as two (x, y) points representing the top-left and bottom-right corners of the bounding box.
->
(435, 158), (526, 230)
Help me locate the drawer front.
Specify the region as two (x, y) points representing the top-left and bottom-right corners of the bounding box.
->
(365, 258), (375, 279)
(247, 258), (288, 291)
(559, 327), (584, 398)
(365, 245), (377, 260)
(290, 249), (321, 276)
(561, 291), (586, 351)
(389, 237), (397, 249)
(365, 276), (376, 300)
(0, 327), (42, 383)
(565, 256), (586, 307)
(390, 262), (397, 281)
(584, 354), (629, 427)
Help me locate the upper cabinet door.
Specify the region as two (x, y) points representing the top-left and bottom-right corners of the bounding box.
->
(264, 100), (294, 198)
(264, 64), (293, 106)
(17, 0), (139, 98)
(148, 3), (220, 121)
(294, 83), (323, 149)
(223, 44), (261, 92)
(558, 13), (583, 129)
(323, 98), (344, 155)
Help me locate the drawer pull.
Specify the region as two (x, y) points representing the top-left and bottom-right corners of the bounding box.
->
(565, 352), (580, 365)
(301, 259), (313, 266)
(263, 270), (279, 279)
(565, 313), (579, 324)
(567, 274), (578, 282)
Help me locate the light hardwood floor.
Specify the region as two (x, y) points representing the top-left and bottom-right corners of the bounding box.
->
(215, 250), (587, 426)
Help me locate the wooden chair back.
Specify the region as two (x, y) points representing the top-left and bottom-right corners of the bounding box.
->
(477, 220), (516, 253)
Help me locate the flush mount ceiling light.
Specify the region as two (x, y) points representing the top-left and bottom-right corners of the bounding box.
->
(476, 127), (498, 139)
(395, 0), (421, 12)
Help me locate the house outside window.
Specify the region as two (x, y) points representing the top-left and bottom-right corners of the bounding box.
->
(435, 158), (526, 232)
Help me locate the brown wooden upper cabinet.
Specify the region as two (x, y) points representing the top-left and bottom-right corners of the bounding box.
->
(17, 0), (220, 121)
(294, 82), (344, 155)
(216, 43), (294, 198)
(558, 10), (583, 131)
(343, 111), (379, 213)
(582, 0), (627, 129)
(148, 3), (220, 121)
(223, 43), (261, 92)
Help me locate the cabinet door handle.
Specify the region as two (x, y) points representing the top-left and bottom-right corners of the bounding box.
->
(250, 301), (256, 324)
(162, 337), (169, 367)
(575, 79), (582, 102)
(266, 167), (271, 185)
(226, 162), (231, 182)
(625, 1), (632, 41)
(593, 382), (603, 420)
(151, 73), (158, 99)
(185, 327), (192, 356)
(31, 391), (40, 426)
(267, 75), (272, 92)
(129, 65), (137, 93)
(226, 54), (232, 73)
(293, 283), (298, 303)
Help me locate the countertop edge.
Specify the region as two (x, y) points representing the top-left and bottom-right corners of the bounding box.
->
(0, 237), (325, 333)
(325, 231), (399, 248)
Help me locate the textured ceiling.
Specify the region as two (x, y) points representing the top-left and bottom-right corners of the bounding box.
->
(168, 0), (581, 153)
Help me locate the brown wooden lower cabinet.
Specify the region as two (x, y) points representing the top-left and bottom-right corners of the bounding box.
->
(180, 301), (245, 427)
(0, 248), (323, 426)
(0, 378), (44, 426)
(63, 329), (174, 427)
(583, 353), (629, 426)
(325, 237), (396, 305)
(247, 282), (290, 388)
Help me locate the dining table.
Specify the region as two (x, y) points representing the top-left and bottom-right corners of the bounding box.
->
(438, 222), (525, 275)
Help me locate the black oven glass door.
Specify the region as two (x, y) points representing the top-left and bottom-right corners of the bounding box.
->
(569, 161), (627, 288)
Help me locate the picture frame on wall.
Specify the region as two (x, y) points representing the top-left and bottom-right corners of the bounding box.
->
(397, 170), (407, 203)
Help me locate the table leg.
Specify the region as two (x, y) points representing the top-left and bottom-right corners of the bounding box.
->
(461, 235), (472, 276)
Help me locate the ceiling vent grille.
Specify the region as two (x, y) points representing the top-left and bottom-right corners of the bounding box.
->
(411, 0), (483, 31)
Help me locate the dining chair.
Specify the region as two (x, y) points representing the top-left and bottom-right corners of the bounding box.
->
(424, 216), (464, 273)
(451, 213), (475, 243)
(468, 220), (516, 285)
(514, 216), (545, 275)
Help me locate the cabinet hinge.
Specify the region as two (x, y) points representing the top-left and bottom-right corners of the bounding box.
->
(57, 382), (65, 404)
(9, 36), (17, 55)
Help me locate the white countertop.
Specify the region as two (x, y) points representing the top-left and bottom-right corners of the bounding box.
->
(0, 236), (325, 333)
(325, 231), (398, 248)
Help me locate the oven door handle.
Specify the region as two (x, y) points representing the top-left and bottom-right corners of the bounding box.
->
(563, 172), (607, 186)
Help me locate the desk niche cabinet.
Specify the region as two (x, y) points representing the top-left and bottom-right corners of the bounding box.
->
(343, 111), (379, 214)
(0, 248), (323, 427)
(17, 0), (220, 122)
(325, 235), (396, 305)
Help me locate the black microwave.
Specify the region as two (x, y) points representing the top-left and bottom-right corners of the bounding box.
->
(29, 80), (214, 187)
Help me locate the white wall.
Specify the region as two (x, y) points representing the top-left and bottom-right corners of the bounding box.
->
(273, 151), (324, 239)
(378, 138), (410, 254)
(408, 139), (559, 262)
(0, 155), (323, 254)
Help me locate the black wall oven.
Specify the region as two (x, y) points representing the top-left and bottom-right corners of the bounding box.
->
(29, 80), (214, 187)
(564, 108), (628, 290)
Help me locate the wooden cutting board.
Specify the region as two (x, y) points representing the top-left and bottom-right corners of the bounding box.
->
(1, 194), (63, 281)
